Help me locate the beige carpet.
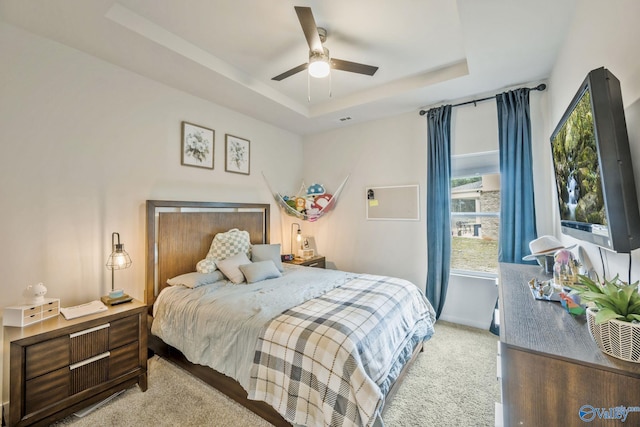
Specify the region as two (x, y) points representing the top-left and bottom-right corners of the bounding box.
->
(53, 321), (500, 427)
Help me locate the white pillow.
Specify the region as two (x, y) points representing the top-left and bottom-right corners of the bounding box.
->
(217, 252), (251, 284)
(239, 260), (282, 284)
(251, 244), (284, 272)
(166, 271), (224, 288)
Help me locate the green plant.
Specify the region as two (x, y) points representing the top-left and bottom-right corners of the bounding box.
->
(568, 274), (640, 324)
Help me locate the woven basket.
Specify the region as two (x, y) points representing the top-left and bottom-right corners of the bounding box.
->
(586, 307), (640, 363)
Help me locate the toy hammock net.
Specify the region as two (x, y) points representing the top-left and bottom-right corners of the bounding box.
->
(262, 173), (349, 222)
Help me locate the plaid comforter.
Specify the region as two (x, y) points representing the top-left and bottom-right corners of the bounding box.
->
(248, 274), (436, 427)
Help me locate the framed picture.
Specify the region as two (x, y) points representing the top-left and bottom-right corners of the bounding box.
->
(181, 121), (214, 169)
(225, 134), (250, 175)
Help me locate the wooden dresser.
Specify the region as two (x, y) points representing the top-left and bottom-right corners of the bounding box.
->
(498, 263), (640, 426)
(3, 300), (147, 426)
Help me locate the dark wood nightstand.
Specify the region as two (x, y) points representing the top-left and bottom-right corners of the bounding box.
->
(3, 299), (147, 426)
(284, 255), (326, 269)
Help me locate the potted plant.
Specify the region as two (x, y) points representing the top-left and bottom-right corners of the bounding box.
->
(569, 275), (640, 362)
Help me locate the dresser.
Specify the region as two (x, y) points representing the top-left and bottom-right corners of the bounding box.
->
(3, 300), (147, 427)
(498, 263), (640, 426)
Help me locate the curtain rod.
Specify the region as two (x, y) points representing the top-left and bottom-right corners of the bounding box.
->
(418, 83), (547, 116)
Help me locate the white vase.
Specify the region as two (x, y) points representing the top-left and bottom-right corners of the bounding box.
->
(586, 306), (640, 363)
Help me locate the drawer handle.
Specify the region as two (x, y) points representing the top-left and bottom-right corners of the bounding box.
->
(69, 351), (110, 370)
(308, 262), (319, 267)
(70, 323), (110, 338)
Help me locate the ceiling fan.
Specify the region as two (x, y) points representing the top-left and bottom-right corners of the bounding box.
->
(272, 6), (379, 81)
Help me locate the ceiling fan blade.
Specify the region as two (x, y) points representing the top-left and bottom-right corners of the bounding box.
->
(295, 6), (323, 53)
(272, 63), (308, 81)
(331, 58), (379, 76)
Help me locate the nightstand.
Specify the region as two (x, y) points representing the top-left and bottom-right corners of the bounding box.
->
(285, 255), (326, 269)
(3, 300), (147, 427)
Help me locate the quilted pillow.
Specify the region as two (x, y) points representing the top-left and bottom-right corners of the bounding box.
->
(196, 258), (217, 274)
(205, 228), (251, 261)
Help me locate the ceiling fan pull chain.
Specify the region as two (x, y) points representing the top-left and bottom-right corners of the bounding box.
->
(329, 71), (332, 98)
(307, 71), (311, 103)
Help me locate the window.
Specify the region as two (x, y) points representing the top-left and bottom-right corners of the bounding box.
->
(450, 152), (500, 275)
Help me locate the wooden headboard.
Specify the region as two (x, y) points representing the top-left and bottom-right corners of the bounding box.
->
(145, 200), (270, 306)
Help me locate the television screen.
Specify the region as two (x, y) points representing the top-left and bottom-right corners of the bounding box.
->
(549, 67), (640, 252)
(551, 88), (606, 231)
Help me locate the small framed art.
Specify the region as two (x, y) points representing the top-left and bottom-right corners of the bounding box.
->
(181, 121), (214, 169)
(225, 134), (250, 175)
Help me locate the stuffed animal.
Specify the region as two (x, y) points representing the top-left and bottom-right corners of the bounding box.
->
(312, 194), (333, 211)
(307, 183), (325, 196)
(295, 197), (306, 212)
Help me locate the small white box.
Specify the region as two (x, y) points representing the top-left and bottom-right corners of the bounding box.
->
(298, 249), (315, 259)
(3, 298), (60, 327)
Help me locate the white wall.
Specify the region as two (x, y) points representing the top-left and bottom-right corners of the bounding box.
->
(547, 0), (640, 281)
(0, 22), (303, 405)
(301, 112), (427, 287)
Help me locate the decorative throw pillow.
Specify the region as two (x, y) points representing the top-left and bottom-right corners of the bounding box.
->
(217, 252), (252, 284)
(166, 271), (224, 288)
(205, 228), (251, 261)
(251, 244), (284, 272)
(196, 258), (217, 274)
(239, 260), (282, 284)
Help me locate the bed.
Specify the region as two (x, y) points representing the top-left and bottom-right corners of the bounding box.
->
(145, 200), (436, 427)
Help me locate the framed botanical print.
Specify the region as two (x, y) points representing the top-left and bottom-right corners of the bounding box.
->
(181, 121), (214, 169)
(225, 134), (250, 175)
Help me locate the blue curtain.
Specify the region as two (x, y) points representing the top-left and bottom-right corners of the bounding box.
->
(426, 105), (452, 318)
(496, 89), (537, 263)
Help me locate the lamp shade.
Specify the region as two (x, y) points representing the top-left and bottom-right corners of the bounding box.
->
(106, 232), (132, 270)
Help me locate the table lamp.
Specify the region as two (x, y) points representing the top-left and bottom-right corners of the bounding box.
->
(103, 232), (133, 305)
(291, 223), (302, 258)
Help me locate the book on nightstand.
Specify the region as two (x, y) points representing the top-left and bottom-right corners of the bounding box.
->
(100, 294), (133, 306)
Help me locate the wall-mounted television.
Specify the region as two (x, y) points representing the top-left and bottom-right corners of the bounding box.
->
(550, 67), (640, 253)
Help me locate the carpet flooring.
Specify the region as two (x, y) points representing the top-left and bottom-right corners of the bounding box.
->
(52, 321), (500, 427)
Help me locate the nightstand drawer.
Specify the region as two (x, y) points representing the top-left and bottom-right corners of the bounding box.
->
(25, 335), (70, 379)
(70, 323), (110, 363)
(109, 341), (139, 379)
(109, 315), (139, 348)
(25, 366), (69, 414)
(70, 352), (110, 394)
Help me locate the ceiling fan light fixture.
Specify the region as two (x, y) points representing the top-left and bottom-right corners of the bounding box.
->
(308, 49), (330, 78)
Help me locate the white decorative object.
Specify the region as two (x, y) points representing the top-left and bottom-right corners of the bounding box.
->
(299, 248), (315, 260)
(586, 307), (640, 363)
(25, 282), (47, 303)
(3, 298), (60, 327)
